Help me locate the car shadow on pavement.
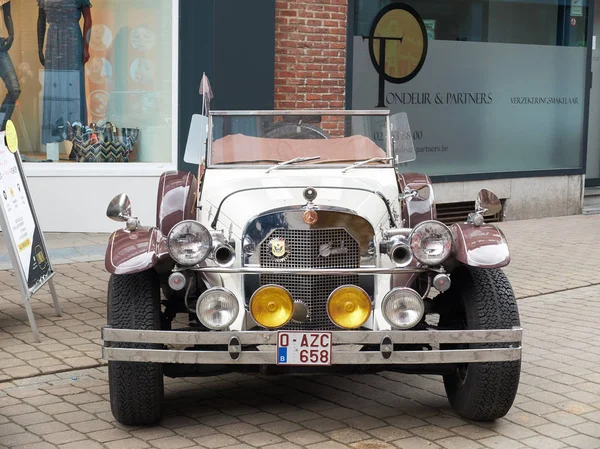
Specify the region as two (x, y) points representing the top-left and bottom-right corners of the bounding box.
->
(158, 371), (452, 427)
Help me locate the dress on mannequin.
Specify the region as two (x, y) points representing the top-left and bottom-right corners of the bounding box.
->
(0, 0), (20, 132)
(38, 0), (91, 150)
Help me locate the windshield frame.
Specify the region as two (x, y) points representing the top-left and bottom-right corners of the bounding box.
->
(205, 109), (392, 169)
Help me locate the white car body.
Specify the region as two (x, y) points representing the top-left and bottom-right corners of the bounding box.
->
(200, 167), (403, 332)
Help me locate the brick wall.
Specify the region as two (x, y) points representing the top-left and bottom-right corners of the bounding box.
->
(274, 0), (348, 111)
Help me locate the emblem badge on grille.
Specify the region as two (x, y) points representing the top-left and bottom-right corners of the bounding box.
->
(270, 238), (287, 258)
(319, 241), (349, 258)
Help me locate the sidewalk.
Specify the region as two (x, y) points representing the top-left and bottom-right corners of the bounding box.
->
(0, 233), (109, 270)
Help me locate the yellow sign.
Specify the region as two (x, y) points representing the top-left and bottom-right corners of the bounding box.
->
(18, 238), (31, 252)
(271, 238), (286, 258)
(5, 120), (18, 154)
(369, 3), (428, 84)
(35, 246), (47, 269)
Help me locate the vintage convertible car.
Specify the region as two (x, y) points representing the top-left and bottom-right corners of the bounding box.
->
(102, 109), (522, 426)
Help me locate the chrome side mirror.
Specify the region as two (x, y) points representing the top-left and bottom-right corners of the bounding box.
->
(399, 184), (431, 202)
(107, 193), (132, 222)
(476, 189), (502, 216)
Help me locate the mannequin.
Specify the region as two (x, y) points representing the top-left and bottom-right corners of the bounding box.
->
(0, 0), (20, 132)
(37, 0), (91, 160)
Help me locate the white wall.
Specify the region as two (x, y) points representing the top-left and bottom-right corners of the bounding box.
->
(27, 176), (161, 233)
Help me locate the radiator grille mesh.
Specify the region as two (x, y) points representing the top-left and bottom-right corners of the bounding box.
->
(258, 228), (360, 330)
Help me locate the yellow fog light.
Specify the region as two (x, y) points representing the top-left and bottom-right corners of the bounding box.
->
(250, 285), (294, 329)
(327, 286), (372, 329)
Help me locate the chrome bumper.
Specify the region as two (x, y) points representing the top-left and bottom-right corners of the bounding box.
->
(102, 327), (522, 365)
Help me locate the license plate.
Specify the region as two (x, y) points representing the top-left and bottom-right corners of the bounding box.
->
(276, 332), (332, 366)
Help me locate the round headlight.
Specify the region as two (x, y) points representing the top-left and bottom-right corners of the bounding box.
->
(408, 220), (452, 266)
(167, 220), (212, 266)
(382, 288), (425, 329)
(327, 286), (372, 329)
(250, 285), (294, 329)
(196, 287), (239, 330)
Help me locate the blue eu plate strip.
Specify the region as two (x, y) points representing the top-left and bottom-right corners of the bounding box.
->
(278, 347), (288, 364)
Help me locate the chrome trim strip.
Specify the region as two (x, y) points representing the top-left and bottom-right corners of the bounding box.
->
(210, 185), (397, 230)
(102, 328), (523, 346)
(103, 347), (521, 365)
(242, 208), (377, 265)
(179, 267), (428, 275)
(209, 110), (391, 116)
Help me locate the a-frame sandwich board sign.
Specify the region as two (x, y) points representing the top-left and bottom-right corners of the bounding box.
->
(0, 120), (61, 342)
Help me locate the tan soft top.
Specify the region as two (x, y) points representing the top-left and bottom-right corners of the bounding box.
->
(211, 134), (386, 164)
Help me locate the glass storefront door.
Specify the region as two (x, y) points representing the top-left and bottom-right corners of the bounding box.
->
(587, 0), (600, 186)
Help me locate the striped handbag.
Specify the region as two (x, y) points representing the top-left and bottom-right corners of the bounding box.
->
(66, 122), (140, 163)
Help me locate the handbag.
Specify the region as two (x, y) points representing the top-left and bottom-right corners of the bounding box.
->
(66, 122), (140, 163)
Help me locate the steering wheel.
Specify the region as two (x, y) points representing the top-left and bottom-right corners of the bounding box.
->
(265, 122), (330, 140)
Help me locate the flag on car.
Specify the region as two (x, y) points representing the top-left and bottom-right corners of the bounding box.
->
(199, 72), (214, 116)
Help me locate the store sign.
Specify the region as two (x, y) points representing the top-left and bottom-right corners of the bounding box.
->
(352, 4), (586, 176)
(0, 121), (61, 342)
(571, 0), (583, 17)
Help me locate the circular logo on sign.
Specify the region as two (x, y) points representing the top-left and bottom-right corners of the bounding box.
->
(5, 120), (18, 153)
(368, 3), (428, 84)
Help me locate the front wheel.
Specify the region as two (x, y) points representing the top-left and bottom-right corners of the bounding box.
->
(107, 270), (164, 426)
(439, 266), (521, 421)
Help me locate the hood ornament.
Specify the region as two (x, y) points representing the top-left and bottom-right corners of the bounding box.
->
(303, 187), (317, 202)
(303, 187), (318, 225)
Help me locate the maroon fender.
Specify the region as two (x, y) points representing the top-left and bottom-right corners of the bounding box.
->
(397, 172), (437, 228)
(450, 223), (510, 269)
(105, 227), (169, 275)
(156, 170), (198, 237)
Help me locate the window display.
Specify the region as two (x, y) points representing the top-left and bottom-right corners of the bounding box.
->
(0, 0), (20, 132)
(38, 0), (91, 159)
(3, 0), (173, 164)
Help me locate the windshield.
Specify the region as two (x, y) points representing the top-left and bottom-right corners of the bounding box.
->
(207, 112), (398, 167)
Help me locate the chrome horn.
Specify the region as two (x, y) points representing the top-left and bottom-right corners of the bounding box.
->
(211, 232), (236, 267)
(387, 235), (413, 267)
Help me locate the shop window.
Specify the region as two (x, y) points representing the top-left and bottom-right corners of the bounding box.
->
(351, 0), (588, 177)
(0, 0), (173, 164)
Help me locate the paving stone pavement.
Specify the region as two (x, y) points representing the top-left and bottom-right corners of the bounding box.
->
(0, 214), (598, 448)
(0, 285), (599, 449)
(0, 233), (108, 270)
(0, 262), (107, 382)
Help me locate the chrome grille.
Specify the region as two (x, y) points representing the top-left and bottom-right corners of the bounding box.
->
(259, 228), (360, 330)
